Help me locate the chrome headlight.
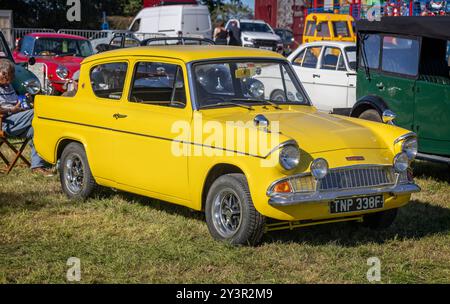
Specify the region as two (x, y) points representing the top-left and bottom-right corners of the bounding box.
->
(243, 37), (254, 43)
(279, 145), (300, 170)
(24, 79), (41, 95)
(56, 65), (69, 79)
(402, 137), (418, 160)
(393, 152), (409, 172)
(310, 158), (329, 179)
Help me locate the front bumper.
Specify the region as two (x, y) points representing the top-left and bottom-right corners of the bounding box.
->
(268, 182), (420, 206)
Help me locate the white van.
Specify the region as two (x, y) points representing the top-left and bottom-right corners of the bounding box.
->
(129, 5), (212, 39)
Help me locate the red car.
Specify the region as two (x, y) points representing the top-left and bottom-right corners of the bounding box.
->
(13, 33), (94, 94)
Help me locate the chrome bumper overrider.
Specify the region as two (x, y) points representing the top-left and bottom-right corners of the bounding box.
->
(268, 183), (421, 207)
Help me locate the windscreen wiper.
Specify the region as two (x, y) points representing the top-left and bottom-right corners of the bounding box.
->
(199, 101), (254, 111)
(232, 98), (282, 110)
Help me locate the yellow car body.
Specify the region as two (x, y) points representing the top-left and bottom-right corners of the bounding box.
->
(303, 13), (356, 44)
(33, 46), (419, 244)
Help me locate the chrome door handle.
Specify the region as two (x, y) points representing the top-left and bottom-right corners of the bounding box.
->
(113, 113), (127, 119)
(312, 74), (321, 78)
(376, 82), (384, 90)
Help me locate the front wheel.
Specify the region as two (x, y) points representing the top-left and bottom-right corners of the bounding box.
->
(205, 174), (265, 246)
(60, 142), (97, 200)
(358, 109), (382, 122)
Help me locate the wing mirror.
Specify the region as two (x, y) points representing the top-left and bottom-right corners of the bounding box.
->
(382, 110), (396, 124)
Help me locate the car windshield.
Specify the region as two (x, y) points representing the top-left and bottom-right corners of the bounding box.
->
(33, 38), (94, 57)
(193, 60), (309, 108)
(240, 22), (272, 33)
(345, 46), (357, 70)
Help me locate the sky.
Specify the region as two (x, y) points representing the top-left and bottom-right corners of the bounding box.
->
(241, 0), (255, 11)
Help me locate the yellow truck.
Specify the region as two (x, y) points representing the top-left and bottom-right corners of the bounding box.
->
(303, 13), (356, 44)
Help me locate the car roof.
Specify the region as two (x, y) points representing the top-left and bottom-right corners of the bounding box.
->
(83, 45), (285, 64)
(239, 19), (266, 24)
(357, 16), (450, 41)
(300, 41), (355, 48)
(26, 32), (88, 40)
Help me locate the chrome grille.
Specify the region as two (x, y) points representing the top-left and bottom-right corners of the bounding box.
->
(318, 166), (395, 191)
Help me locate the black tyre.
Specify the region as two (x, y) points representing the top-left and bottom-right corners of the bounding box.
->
(358, 109), (382, 122)
(362, 208), (398, 229)
(205, 173), (265, 246)
(60, 142), (97, 200)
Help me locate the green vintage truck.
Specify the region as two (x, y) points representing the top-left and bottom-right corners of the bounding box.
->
(0, 32), (41, 95)
(351, 16), (450, 164)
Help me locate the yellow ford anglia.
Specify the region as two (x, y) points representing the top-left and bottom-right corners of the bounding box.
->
(33, 46), (420, 245)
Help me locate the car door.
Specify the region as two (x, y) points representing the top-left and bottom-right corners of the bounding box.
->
(413, 39), (450, 156)
(377, 35), (419, 130)
(343, 45), (357, 108)
(312, 46), (349, 112)
(84, 60), (130, 180)
(112, 59), (191, 202)
(290, 45), (322, 103)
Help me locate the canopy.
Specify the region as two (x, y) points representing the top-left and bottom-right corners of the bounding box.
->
(356, 16), (450, 41)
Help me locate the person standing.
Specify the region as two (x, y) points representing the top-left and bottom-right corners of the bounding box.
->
(228, 21), (242, 46)
(213, 20), (228, 45)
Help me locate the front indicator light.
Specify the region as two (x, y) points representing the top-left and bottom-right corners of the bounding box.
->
(273, 181), (292, 193)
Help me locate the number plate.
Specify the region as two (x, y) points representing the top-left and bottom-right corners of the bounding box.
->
(329, 195), (384, 214)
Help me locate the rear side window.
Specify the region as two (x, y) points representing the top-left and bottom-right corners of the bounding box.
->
(90, 62), (128, 99)
(382, 36), (419, 76)
(130, 62), (186, 108)
(321, 47), (341, 70)
(359, 34), (381, 69)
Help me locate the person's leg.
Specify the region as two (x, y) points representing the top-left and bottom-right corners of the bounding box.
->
(2, 110), (47, 169)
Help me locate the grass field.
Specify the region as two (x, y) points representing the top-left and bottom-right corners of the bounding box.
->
(0, 154), (449, 283)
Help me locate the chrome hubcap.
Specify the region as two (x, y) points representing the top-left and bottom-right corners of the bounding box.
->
(212, 189), (242, 238)
(64, 154), (84, 194)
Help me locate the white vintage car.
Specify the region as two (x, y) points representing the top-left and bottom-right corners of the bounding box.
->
(287, 41), (357, 115)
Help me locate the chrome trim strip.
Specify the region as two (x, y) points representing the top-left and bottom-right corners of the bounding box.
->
(262, 139), (298, 158)
(268, 183), (420, 206)
(394, 132), (417, 145)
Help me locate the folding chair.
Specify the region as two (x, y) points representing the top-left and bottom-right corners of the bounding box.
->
(0, 114), (31, 174)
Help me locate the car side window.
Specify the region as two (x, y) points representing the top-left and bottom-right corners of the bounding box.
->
(110, 36), (122, 46)
(382, 36), (419, 76)
(359, 34), (381, 69)
(129, 62), (186, 108)
(320, 47), (341, 70)
(293, 48), (306, 65)
(20, 36), (34, 55)
(90, 62), (128, 100)
(130, 19), (140, 32)
(302, 46), (322, 68)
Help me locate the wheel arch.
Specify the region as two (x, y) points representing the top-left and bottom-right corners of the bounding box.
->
(350, 95), (389, 118)
(55, 137), (85, 162)
(201, 163), (246, 211)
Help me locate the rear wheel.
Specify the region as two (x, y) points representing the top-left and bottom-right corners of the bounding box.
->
(358, 109), (382, 122)
(60, 142), (97, 200)
(362, 208), (398, 229)
(205, 174), (265, 246)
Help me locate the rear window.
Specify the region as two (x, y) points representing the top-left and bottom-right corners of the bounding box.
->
(90, 62), (128, 100)
(316, 22), (330, 38)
